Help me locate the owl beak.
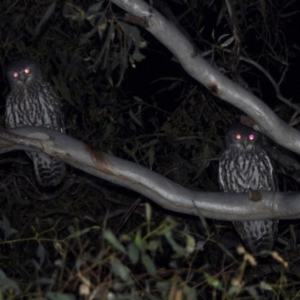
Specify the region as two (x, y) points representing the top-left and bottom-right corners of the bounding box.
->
(242, 139), (249, 148)
(19, 72), (28, 83)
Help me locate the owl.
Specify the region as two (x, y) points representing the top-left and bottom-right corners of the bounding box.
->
(5, 57), (65, 186)
(218, 124), (278, 255)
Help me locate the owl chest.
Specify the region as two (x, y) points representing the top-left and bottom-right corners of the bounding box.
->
(10, 87), (56, 127)
(233, 154), (261, 188)
(16, 99), (46, 125)
(221, 150), (271, 191)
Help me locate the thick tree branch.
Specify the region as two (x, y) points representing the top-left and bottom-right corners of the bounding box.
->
(0, 127), (300, 221)
(109, 0), (300, 154)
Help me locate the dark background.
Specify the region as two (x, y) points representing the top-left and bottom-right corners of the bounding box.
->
(0, 1), (300, 296)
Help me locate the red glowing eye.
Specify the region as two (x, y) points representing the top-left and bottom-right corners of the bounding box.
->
(24, 68), (31, 74)
(235, 134), (242, 140)
(12, 72), (18, 78)
(249, 134), (255, 140)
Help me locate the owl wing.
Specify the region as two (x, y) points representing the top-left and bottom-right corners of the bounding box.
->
(5, 91), (26, 128)
(38, 82), (65, 132)
(28, 151), (66, 187)
(233, 219), (278, 255)
(28, 85), (65, 186)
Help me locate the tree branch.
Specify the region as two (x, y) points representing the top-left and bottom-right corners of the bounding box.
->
(0, 127), (300, 221)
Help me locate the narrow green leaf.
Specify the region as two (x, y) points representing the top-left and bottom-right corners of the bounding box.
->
(129, 109), (143, 127)
(1, 214), (11, 239)
(140, 139), (158, 148)
(134, 229), (144, 249)
(183, 285), (197, 300)
(145, 203), (152, 222)
(103, 122), (114, 140)
(0, 269), (7, 279)
(128, 242), (139, 264)
(111, 258), (131, 282)
(92, 23), (114, 64)
(36, 243), (46, 265)
(132, 48), (146, 62)
(184, 233), (196, 255)
(87, 2), (103, 14)
(103, 229), (126, 253)
(34, 2), (56, 36)
(141, 253), (157, 276)
(165, 231), (185, 256)
(204, 273), (223, 290)
(67, 226), (100, 239)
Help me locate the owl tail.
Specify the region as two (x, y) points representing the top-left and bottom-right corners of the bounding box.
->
(27, 151), (66, 186)
(233, 220), (278, 256)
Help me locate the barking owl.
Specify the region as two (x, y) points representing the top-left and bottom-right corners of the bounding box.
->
(5, 57), (65, 186)
(218, 124), (278, 255)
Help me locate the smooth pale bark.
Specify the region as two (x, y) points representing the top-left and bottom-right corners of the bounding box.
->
(0, 127), (299, 221)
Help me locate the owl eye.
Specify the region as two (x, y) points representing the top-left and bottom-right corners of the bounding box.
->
(248, 134), (255, 141)
(12, 72), (19, 78)
(235, 133), (242, 140)
(24, 68), (31, 74)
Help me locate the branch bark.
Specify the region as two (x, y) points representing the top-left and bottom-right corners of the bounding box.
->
(0, 127), (300, 221)
(109, 0), (300, 154)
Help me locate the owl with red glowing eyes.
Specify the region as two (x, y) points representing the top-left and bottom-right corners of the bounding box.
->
(218, 124), (278, 255)
(5, 58), (65, 186)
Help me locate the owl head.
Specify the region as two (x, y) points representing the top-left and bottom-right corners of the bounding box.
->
(6, 58), (43, 89)
(225, 124), (262, 150)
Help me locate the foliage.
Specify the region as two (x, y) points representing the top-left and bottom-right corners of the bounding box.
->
(0, 205), (298, 299)
(0, 0), (299, 298)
